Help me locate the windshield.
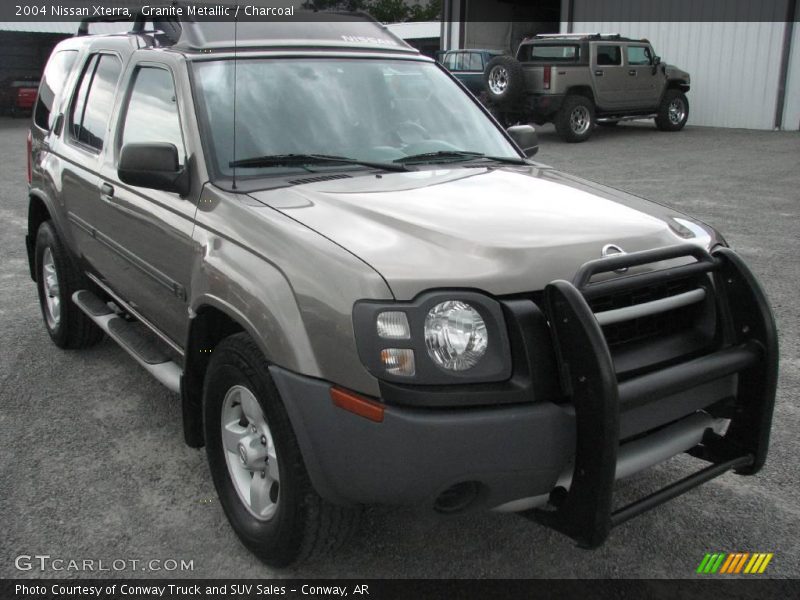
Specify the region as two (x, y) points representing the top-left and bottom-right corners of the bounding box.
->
(192, 58), (520, 178)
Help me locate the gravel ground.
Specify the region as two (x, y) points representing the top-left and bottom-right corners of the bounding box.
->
(0, 117), (798, 579)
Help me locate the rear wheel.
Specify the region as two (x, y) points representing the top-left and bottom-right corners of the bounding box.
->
(203, 333), (360, 567)
(35, 221), (104, 349)
(655, 89), (689, 131)
(555, 95), (595, 143)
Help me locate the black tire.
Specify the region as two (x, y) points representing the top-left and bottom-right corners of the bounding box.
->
(35, 221), (104, 349)
(483, 55), (525, 108)
(203, 333), (360, 567)
(655, 89), (689, 131)
(555, 95), (596, 143)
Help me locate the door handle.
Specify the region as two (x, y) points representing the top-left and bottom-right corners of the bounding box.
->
(629, 69), (637, 76)
(594, 70), (604, 76)
(100, 183), (115, 198)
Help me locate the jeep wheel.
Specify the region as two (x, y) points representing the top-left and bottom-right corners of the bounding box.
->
(555, 95), (595, 143)
(35, 221), (104, 349)
(483, 56), (525, 107)
(203, 333), (360, 567)
(655, 89), (689, 131)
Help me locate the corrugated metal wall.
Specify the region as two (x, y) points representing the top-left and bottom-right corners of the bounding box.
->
(565, 0), (797, 130)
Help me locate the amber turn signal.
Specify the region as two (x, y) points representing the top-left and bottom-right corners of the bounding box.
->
(330, 387), (385, 423)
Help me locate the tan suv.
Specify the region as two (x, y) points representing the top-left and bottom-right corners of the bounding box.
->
(27, 12), (775, 567)
(484, 33), (691, 142)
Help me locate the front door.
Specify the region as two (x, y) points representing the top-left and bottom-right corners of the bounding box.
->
(95, 62), (197, 347)
(625, 44), (662, 110)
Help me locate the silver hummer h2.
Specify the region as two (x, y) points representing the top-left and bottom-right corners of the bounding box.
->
(484, 33), (691, 142)
(27, 11), (776, 566)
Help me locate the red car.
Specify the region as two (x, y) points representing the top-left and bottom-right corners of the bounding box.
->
(1, 77), (40, 117)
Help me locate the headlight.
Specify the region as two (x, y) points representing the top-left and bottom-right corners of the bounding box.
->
(353, 291), (511, 385)
(424, 301), (488, 371)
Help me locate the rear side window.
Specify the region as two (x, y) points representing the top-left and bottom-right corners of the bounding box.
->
(525, 45), (579, 62)
(443, 52), (458, 70)
(464, 52), (483, 71)
(34, 49), (78, 130)
(120, 67), (185, 167)
(69, 54), (122, 151)
(627, 46), (652, 66)
(596, 45), (622, 66)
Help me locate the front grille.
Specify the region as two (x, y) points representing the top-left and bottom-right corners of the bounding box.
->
(589, 277), (701, 349)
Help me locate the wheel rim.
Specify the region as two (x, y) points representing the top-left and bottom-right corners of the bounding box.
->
(221, 385), (280, 521)
(488, 66), (509, 95)
(668, 98), (686, 124)
(41, 247), (61, 329)
(570, 105), (591, 135)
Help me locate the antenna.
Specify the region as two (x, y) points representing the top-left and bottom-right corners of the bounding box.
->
(231, 7), (239, 190)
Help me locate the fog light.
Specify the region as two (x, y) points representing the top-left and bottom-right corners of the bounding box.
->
(380, 348), (415, 376)
(377, 311), (410, 340)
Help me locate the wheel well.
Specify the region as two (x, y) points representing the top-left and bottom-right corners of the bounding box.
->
(181, 305), (246, 447)
(668, 80), (690, 93)
(565, 86), (595, 104)
(27, 195), (50, 281)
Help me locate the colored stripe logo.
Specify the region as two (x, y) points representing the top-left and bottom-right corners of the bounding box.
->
(697, 552), (773, 574)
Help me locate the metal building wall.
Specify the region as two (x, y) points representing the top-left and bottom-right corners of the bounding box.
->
(565, 1), (797, 130)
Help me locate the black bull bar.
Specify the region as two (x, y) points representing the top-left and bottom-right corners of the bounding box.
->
(529, 244), (778, 548)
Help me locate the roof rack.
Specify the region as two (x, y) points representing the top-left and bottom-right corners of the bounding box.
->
(74, 2), (415, 53)
(531, 33), (624, 41)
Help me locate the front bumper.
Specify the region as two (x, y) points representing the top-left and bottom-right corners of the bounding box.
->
(272, 245), (777, 547)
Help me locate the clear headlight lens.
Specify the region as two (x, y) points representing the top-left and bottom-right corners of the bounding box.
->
(424, 301), (488, 371)
(376, 311), (410, 340)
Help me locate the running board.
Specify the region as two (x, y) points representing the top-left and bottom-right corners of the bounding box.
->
(72, 290), (182, 394)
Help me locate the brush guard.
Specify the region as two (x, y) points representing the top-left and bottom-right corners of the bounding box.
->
(531, 244), (778, 548)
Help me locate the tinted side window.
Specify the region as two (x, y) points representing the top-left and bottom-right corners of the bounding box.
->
(120, 67), (185, 166)
(596, 45), (621, 66)
(70, 54), (122, 151)
(627, 46), (652, 66)
(34, 50), (78, 130)
(530, 45), (579, 62)
(465, 53), (483, 71)
(443, 52), (458, 70)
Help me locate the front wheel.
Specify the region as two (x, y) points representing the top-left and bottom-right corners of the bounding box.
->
(203, 333), (360, 567)
(655, 89), (689, 131)
(555, 95), (596, 143)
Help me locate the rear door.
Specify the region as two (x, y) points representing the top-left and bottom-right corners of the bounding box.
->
(625, 44), (661, 109)
(592, 44), (627, 110)
(58, 52), (124, 276)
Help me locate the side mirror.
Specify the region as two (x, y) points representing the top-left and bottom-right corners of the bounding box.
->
(506, 125), (538, 158)
(653, 55), (662, 65)
(118, 143), (189, 196)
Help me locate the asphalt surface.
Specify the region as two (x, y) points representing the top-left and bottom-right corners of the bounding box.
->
(1, 117), (798, 579)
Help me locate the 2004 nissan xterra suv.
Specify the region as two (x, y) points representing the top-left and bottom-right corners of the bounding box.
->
(483, 33), (691, 142)
(27, 11), (777, 567)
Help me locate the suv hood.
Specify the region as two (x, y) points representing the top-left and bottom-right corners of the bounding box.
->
(249, 166), (719, 299)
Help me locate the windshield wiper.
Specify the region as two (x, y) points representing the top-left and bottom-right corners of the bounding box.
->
(394, 150), (529, 165)
(229, 153), (409, 172)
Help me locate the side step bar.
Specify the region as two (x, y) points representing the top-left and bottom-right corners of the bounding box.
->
(72, 290), (182, 394)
